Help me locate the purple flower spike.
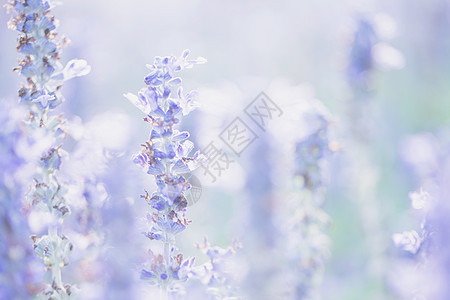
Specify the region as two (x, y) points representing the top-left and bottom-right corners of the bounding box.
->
(126, 50), (205, 296)
(7, 0), (90, 297)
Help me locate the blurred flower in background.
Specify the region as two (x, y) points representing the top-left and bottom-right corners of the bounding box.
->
(0, 99), (42, 299)
(393, 131), (450, 299)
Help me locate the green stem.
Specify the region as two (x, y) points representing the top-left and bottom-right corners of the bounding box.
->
(162, 234), (170, 300)
(52, 262), (63, 288)
(164, 239), (170, 265)
(49, 225), (63, 288)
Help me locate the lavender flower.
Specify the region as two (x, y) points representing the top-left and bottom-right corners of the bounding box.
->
(125, 50), (205, 298)
(239, 135), (279, 299)
(192, 238), (243, 300)
(346, 13), (404, 140)
(294, 112), (332, 192)
(0, 100), (43, 299)
(257, 81), (334, 299)
(281, 106), (333, 300)
(392, 230), (422, 255)
(338, 13), (405, 299)
(347, 13), (404, 99)
(391, 188), (434, 299)
(393, 132), (450, 299)
(347, 16), (377, 95)
(7, 0), (90, 298)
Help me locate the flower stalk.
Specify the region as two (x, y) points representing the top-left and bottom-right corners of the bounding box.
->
(6, 0), (90, 298)
(125, 50), (205, 298)
(285, 109), (333, 299)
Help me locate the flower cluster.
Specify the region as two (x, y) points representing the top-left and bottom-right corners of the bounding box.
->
(60, 112), (142, 298)
(346, 16), (377, 94)
(140, 248), (195, 292)
(6, 0), (90, 120)
(125, 50), (205, 296)
(7, 0), (90, 298)
(393, 132), (450, 299)
(346, 13), (404, 98)
(339, 14), (402, 299)
(345, 13), (404, 142)
(0, 100), (42, 299)
(294, 112), (332, 192)
(239, 135), (280, 299)
(282, 107), (333, 299)
(193, 238), (243, 300)
(392, 190), (430, 256)
(391, 188), (438, 298)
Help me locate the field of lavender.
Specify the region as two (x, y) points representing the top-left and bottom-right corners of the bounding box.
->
(1, 0), (450, 299)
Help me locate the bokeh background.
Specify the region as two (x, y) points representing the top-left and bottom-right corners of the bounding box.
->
(1, 0), (450, 299)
